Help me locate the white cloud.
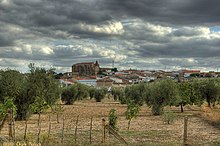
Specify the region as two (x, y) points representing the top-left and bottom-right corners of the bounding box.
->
(124, 19), (173, 38)
(11, 41), (55, 57)
(39, 46), (54, 55)
(53, 30), (79, 39)
(54, 44), (94, 58)
(144, 22), (173, 35)
(13, 47), (22, 52)
(7, 24), (24, 33)
(0, 0), (11, 5)
(22, 44), (33, 55)
(80, 21), (124, 35)
(187, 58), (197, 63)
(83, 47), (93, 55)
(99, 50), (115, 57)
(98, 49), (127, 61)
(172, 26), (211, 38)
(196, 27), (210, 35)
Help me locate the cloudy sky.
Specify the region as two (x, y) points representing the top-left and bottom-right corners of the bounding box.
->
(1, 0), (220, 73)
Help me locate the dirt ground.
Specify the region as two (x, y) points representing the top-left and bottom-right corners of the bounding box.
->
(1, 98), (220, 146)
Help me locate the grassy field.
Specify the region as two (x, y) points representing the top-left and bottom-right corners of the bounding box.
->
(1, 98), (220, 146)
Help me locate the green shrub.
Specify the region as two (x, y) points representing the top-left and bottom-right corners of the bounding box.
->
(162, 110), (176, 124)
(151, 104), (163, 115)
(94, 88), (107, 102)
(61, 83), (89, 105)
(109, 109), (118, 131)
(125, 101), (139, 130)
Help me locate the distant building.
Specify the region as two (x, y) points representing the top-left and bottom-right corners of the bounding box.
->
(99, 68), (113, 75)
(180, 70), (200, 78)
(72, 61), (100, 77)
(96, 77), (114, 87)
(96, 76), (131, 87)
(77, 79), (97, 86)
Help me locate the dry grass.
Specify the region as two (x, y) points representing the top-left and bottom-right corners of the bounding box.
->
(1, 99), (220, 146)
(200, 105), (220, 123)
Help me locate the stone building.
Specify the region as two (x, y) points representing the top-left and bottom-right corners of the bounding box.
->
(96, 77), (114, 87)
(72, 61), (100, 77)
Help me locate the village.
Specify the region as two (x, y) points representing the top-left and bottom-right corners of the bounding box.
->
(59, 61), (220, 88)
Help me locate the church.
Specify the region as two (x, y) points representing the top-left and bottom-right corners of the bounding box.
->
(72, 61), (100, 77)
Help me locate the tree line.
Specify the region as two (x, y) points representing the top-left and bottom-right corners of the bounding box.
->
(61, 78), (220, 115)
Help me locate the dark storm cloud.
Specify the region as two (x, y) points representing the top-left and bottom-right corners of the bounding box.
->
(172, 27), (204, 37)
(0, 23), (15, 46)
(171, 0), (220, 24)
(1, 0), (220, 33)
(0, 37), (13, 47)
(0, 0), (113, 41)
(1, 0), (220, 72)
(11, 0), (110, 25)
(1, 0), (220, 43)
(136, 37), (220, 58)
(3, 0), (220, 27)
(103, 0), (220, 25)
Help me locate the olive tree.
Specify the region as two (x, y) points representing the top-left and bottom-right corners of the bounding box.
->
(61, 86), (75, 105)
(0, 70), (24, 101)
(176, 82), (194, 112)
(0, 98), (17, 119)
(125, 83), (146, 106)
(109, 109), (118, 131)
(16, 64), (60, 120)
(89, 87), (96, 99)
(26, 64), (60, 107)
(0, 98), (17, 133)
(199, 78), (220, 107)
(0, 64), (61, 120)
(146, 79), (178, 115)
(94, 88), (107, 102)
(61, 83), (89, 104)
(125, 101), (139, 130)
(111, 87), (126, 103)
(0, 69), (26, 120)
(190, 79), (204, 106)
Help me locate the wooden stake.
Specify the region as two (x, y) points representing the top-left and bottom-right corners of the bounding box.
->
(74, 115), (79, 144)
(183, 116), (188, 145)
(61, 115), (65, 143)
(24, 119), (28, 141)
(128, 119), (131, 131)
(101, 119), (106, 143)
(0, 114), (8, 133)
(105, 125), (128, 145)
(89, 116), (93, 144)
(37, 113), (41, 143)
(8, 110), (13, 141)
(48, 114), (51, 139)
(57, 113), (59, 124)
(12, 109), (16, 141)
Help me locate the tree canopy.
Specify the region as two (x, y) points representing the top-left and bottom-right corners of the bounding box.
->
(0, 64), (61, 120)
(146, 79), (178, 115)
(61, 83), (89, 104)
